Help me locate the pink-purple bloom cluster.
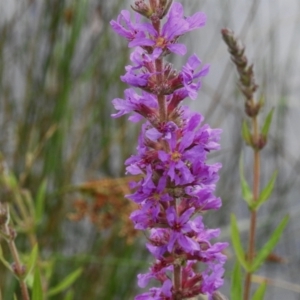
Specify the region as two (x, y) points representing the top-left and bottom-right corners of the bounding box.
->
(111, 1), (227, 299)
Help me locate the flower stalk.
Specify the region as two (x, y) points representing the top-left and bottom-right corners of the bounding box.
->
(221, 28), (285, 300)
(111, 2), (227, 299)
(0, 202), (30, 300)
(221, 28), (261, 300)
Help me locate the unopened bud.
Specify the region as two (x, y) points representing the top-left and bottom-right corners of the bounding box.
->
(222, 28), (258, 104)
(245, 100), (261, 117)
(252, 134), (267, 150)
(159, 0), (173, 19)
(8, 226), (17, 240)
(149, 0), (158, 11)
(131, 1), (153, 18)
(11, 262), (26, 278)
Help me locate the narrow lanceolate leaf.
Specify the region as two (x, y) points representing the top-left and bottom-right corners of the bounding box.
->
(0, 245), (13, 273)
(239, 155), (254, 208)
(254, 171), (277, 210)
(242, 120), (252, 146)
(261, 108), (274, 137)
(230, 262), (243, 300)
(252, 282), (267, 300)
(35, 180), (47, 224)
(47, 268), (82, 297)
(32, 267), (43, 300)
(230, 214), (250, 271)
(251, 216), (289, 272)
(24, 244), (39, 281)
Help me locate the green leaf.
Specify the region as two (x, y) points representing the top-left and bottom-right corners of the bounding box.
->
(0, 245), (13, 273)
(230, 261), (243, 300)
(252, 282), (267, 300)
(63, 290), (74, 300)
(35, 180), (47, 224)
(32, 267), (43, 300)
(47, 268), (82, 297)
(242, 120), (252, 145)
(6, 172), (18, 189)
(255, 171), (277, 210)
(24, 244), (39, 281)
(261, 108), (274, 137)
(251, 216), (289, 272)
(230, 214), (250, 271)
(239, 155), (254, 208)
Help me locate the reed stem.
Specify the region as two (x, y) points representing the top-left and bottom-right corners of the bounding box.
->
(243, 116), (260, 300)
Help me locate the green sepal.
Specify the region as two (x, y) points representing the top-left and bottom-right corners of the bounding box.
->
(242, 120), (252, 146)
(261, 108), (274, 138)
(47, 268), (82, 297)
(32, 267), (43, 300)
(254, 171), (277, 210)
(251, 216), (289, 272)
(239, 155), (254, 209)
(230, 214), (251, 272)
(230, 261), (243, 300)
(252, 282), (267, 300)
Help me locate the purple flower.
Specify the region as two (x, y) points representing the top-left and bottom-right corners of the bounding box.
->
(157, 123), (206, 185)
(135, 279), (173, 300)
(145, 121), (178, 141)
(110, 10), (150, 44)
(166, 207), (200, 253)
(127, 176), (171, 204)
(179, 54), (210, 100)
(201, 263), (226, 300)
(146, 229), (170, 258)
(111, 88), (158, 122)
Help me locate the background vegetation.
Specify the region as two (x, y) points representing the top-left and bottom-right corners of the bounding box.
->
(0, 0), (299, 299)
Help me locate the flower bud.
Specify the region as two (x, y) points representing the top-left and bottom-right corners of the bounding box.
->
(159, 0), (173, 18)
(131, 1), (153, 18)
(11, 262), (26, 278)
(245, 100), (261, 117)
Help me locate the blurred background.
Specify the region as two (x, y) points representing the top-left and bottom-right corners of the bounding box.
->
(0, 0), (299, 299)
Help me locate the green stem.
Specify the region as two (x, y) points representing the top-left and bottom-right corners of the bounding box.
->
(3, 205), (30, 300)
(243, 116), (260, 300)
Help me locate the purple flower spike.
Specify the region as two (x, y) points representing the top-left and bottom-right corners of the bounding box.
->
(111, 1), (227, 299)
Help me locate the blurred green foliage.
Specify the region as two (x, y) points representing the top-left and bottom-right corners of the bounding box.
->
(0, 0), (146, 299)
